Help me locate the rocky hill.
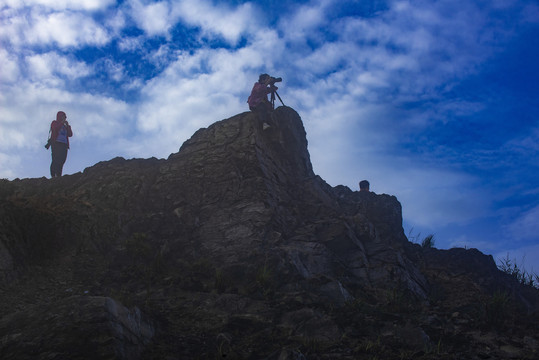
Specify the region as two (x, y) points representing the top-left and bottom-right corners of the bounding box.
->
(0, 106), (538, 359)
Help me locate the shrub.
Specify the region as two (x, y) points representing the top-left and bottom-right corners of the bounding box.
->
(421, 234), (435, 249)
(497, 254), (539, 289)
(483, 290), (511, 329)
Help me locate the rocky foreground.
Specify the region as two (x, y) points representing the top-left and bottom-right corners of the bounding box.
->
(0, 107), (538, 359)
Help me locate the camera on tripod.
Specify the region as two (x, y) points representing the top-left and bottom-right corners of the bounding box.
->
(269, 76), (282, 85)
(267, 76), (284, 109)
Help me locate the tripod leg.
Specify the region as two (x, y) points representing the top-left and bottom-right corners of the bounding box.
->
(274, 91), (285, 107)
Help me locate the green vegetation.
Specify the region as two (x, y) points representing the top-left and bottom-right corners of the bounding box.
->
(482, 290), (512, 329)
(421, 234), (435, 249)
(407, 228), (436, 249)
(358, 337), (382, 353)
(384, 286), (417, 313)
(300, 336), (328, 354)
(424, 338), (444, 357)
(497, 254), (539, 289)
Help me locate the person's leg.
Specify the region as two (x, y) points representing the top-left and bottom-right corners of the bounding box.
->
(261, 101), (273, 124)
(56, 143), (68, 176)
(50, 142), (68, 177)
(263, 100), (273, 112)
(50, 143), (59, 177)
(251, 102), (272, 124)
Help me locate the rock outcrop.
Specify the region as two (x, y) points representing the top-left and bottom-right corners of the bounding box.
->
(0, 296), (154, 359)
(0, 107), (538, 359)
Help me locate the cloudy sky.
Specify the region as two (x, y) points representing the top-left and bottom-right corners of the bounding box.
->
(1, 0), (538, 273)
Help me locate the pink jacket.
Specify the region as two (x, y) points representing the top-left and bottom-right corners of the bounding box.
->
(247, 82), (276, 108)
(50, 120), (73, 148)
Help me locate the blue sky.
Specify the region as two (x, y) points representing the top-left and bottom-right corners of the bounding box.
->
(1, 0), (538, 273)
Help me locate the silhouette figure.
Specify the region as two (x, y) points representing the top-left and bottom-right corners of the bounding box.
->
(247, 74), (277, 123)
(48, 111), (73, 177)
(359, 180), (370, 192)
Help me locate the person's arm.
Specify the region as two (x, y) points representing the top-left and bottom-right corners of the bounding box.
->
(266, 84), (277, 94)
(65, 122), (73, 137)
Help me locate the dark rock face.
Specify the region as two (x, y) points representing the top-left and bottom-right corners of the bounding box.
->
(0, 106), (538, 359)
(0, 296), (154, 360)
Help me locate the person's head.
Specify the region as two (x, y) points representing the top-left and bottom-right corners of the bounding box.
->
(56, 111), (67, 122)
(258, 73), (270, 83)
(359, 180), (370, 192)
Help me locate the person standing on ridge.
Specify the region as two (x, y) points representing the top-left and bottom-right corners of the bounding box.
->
(48, 111), (73, 178)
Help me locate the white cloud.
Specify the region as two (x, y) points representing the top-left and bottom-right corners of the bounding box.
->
(279, 0), (330, 43)
(396, 169), (490, 228)
(0, 8), (111, 48)
(506, 205), (539, 242)
(323, 0), (504, 97)
(295, 42), (354, 75)
(27, 11), (111, 47)
(26, 52), (92, 83)
(106, 8), (127, 35)
(245, 28), (284, 67)
(0, 8), (28, 47)
(146, 44), (175, 68)
(171, 0), (258, 44)
(504, 127), (539, 155)
(99, 58), (126, 82)
(127, 0), (172, 37)
(0, 49), (20, 83)
(2, 0), (115, 11)
(124, 0), (259, 42)
(0, 152), (21, 179)
(118, 36), (145, 52)
(135, 48), (245, 147)
(0, 124), (27, 150)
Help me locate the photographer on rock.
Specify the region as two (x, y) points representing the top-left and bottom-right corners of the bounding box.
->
(247, 73), (282, 116)
(47, 111), (73, 178)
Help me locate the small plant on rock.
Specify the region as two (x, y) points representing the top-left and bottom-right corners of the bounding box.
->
(497, 254), (539, 289)
(482, 290), (511, 329)
(421, 234), (435, 249)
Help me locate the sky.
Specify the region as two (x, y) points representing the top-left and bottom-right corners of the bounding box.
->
(1, 0), (538, 274)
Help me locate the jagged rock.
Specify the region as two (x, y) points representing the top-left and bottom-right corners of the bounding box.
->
(0, 296), (153, 360)
(0, 106), (537, 359)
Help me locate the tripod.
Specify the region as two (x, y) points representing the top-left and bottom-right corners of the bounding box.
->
(270, 86), (285, 109)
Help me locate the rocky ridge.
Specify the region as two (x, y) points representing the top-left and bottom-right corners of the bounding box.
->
(0, 106), (538, 359)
